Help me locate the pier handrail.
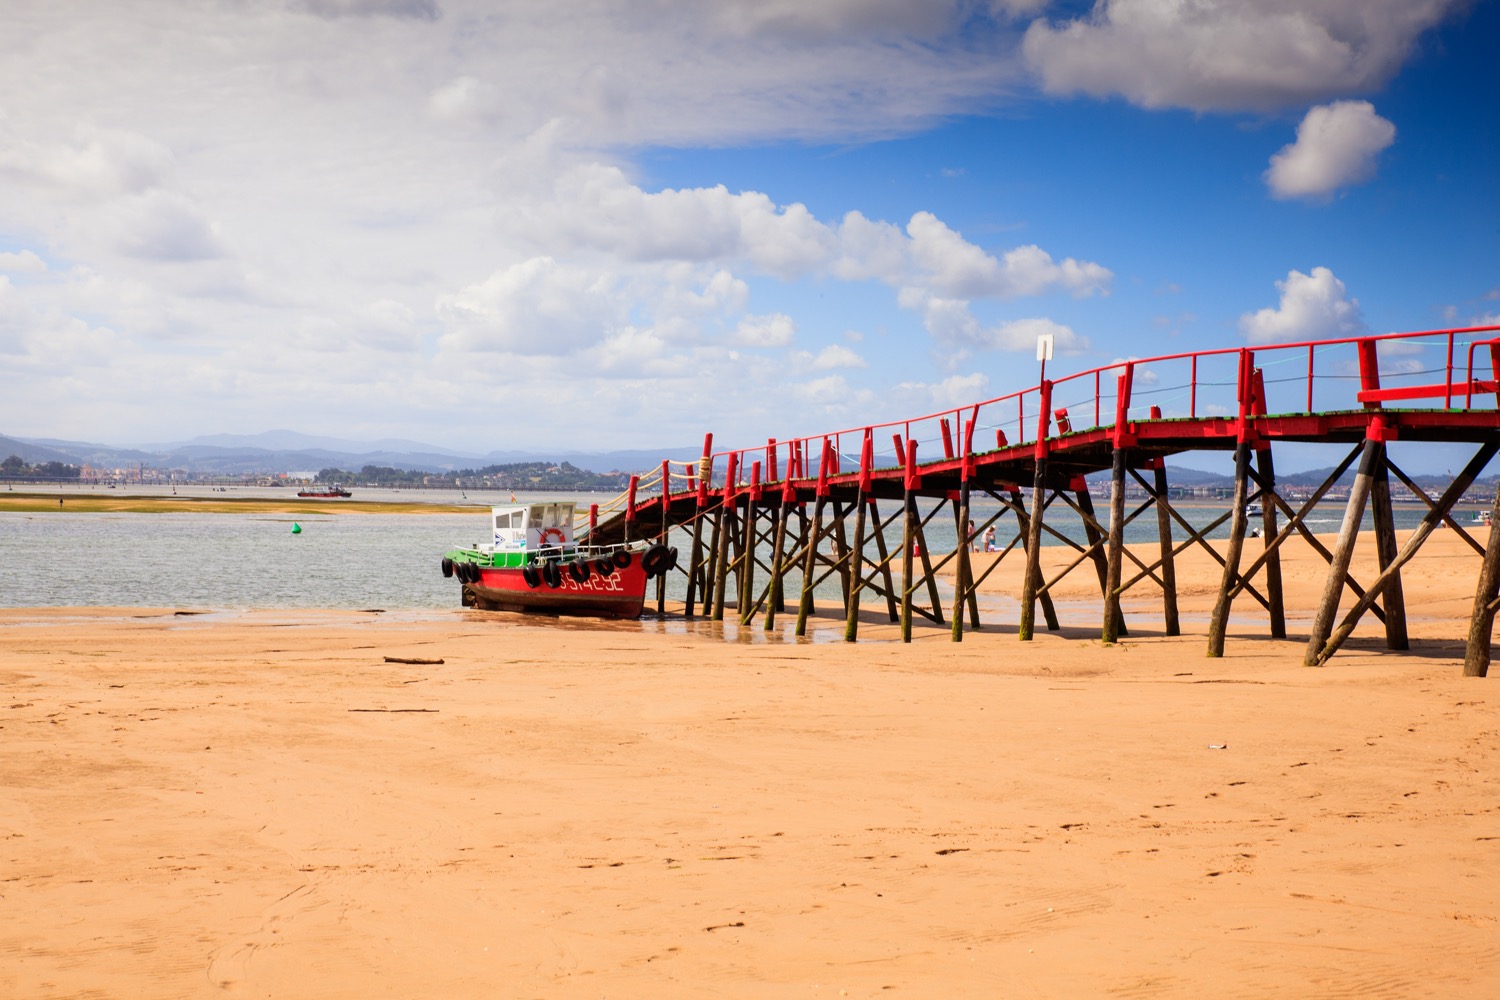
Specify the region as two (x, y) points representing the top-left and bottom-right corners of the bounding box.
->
(680, 324), (1500, 492)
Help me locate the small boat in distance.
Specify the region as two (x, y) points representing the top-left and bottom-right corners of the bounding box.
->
(297, 485), (352, 498)
(441, 501), (674, 619)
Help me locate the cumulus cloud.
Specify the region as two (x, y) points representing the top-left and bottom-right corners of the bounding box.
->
(0, 122), (175, 202)
(1266, 100), (1396, 199)
(1023, 0), (1462, 112)
(905, 213), (1112, 299)
(899, 288), (1088, 365)
(436, 257), (623, 355)
(733, 313), (796, 348)
(108, 191), (227, 262)
(796, 344), (868, 370)
(1239, 266), (1367, 343)
(0, 250), (46, 273)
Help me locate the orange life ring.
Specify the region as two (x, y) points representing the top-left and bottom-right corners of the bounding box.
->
(538, 527), (566, 546)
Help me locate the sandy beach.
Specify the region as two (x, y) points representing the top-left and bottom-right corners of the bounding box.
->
(3, 520), (1498, 998)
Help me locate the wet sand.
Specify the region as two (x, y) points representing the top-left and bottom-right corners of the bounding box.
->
(2, 528), (1499, 997)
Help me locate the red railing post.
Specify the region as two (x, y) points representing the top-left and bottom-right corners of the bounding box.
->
(723, 453), (738, 502)
(1235, 349), (1257, 443)
(940, 418), (954, 459)
(1357, 338), (1381, 409)
(1446, 331), (1455, 409)
(1306, 344), (1315, 413)
(625, 475), (639, 524)
(767, 438), (778, 481)
(1034, 380), (1053, 459)
(816, 437), (832, 496)
(962, 412), (977, 481)
(1190, 355), (1198, 417)
(860, 430), (875, 492)
(904, 438), (919, 491)
(1112, 362), (1135, 449)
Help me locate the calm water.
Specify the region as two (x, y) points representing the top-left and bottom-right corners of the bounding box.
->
(0, 487), (1469, 610)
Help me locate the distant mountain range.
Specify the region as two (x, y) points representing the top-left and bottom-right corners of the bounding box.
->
(2, 429), (1491, 495)
(0, 430), (700, 477)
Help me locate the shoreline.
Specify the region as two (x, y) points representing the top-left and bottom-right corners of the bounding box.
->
(0, 490), (477, 515)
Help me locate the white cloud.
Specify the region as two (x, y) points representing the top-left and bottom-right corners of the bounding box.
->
(107, 191), (228, 262)
(0, 122), (175, 202)
(899, 288), (1089, 366)
(1239, 266), (1367, 343)
(795, 344), (868, 370)
(1266, 101), (1396, 199)
(905, 213), (1112, 299)
(0, 250), (46, 273)
(1023, 0), (1462, 112)
(734, 313), (796, 348)
(436, 257), (622, 355)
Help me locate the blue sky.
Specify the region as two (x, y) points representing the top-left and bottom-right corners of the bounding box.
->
(1, 0), (1496, 461)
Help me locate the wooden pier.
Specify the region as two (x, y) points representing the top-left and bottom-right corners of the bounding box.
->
(590, 326), (1500, 674)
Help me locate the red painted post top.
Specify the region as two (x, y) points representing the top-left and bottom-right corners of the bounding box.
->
(625, 475), (639, 522)
(1357, 338), (1381, 408)
(816, 437), (832, 497)
(723, 452), (738, 502)
(904, 438), (919, 491)
(1112, 363), (1135, 449)
(749, 460), (762, 501)
(962, 414), (977, 481)
(1235, 349), (1257, 444)
(1034, 380), (1053, 460)
(940, 418), (954, 460)
(767, 439), (778, 482)
(859, 431), (874, 492)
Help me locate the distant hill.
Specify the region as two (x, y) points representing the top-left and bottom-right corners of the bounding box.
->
(1, 431), (701, 477)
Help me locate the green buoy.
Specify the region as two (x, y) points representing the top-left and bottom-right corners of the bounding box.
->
(291, 522), (302, 534)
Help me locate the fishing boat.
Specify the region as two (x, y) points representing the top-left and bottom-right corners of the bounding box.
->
(297, 485), (352, 498)
(440, 501), (674, 619)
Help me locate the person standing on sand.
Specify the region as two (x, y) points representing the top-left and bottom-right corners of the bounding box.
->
(969, 519), (977, 551)
(984, 526), (996, 552)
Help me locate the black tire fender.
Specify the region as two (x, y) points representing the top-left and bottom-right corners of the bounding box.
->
(568, 560), (591, 584)
(441, 557), (454, 578)
(522, 565), (541, 589)
(641, 544), (670, 577)
(611, 549), (632, 569)
(542, 561), (562, 589)
(593, 556), (616, 577)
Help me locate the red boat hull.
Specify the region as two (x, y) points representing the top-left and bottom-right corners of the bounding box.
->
(462, 562), (649, 619)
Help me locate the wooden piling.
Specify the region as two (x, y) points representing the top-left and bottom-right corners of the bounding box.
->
(843, 490), (869, 642)
(1102, 448), (1128, 644)
(1369, 451), (1409, 650)
(1464, 489), (1500, 677)
(951, 486), (973, 642)
(1254, 445), (1286, 639)
(1207, 442), (1253, 658)
(1151, 459), (1180, 636)
(1303, 436), (1382, 665)
(796, 496), (826, 637)
(901, 491), (916, 643)
(1019, 460), (1047, 641)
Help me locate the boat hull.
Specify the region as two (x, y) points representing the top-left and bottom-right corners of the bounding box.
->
(461, 562), (649, 619)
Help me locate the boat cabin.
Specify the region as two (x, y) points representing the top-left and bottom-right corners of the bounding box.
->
(489, 502), (577, 566)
